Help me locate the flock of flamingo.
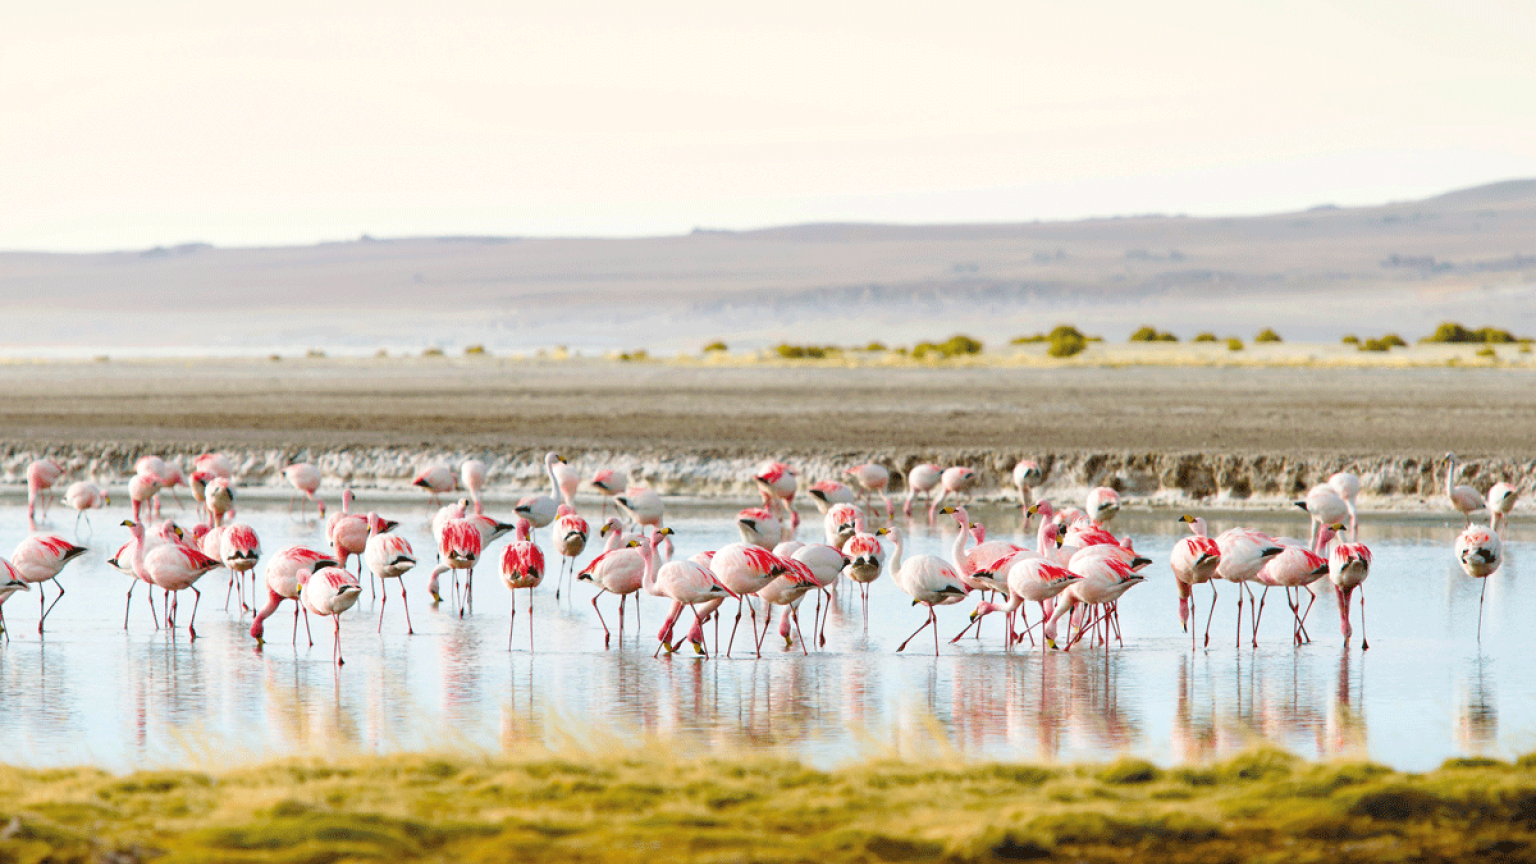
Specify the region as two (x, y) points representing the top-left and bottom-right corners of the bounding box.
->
(0, 450), (1517, 663)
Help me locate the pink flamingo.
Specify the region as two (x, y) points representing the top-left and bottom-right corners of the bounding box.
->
(961, 552), (1080, 649)
(219, 523), (262, 612)
(1328, 471), (1362, 540)
(1444, 453), (1488, 526)
(429, 518), (483, 617)
(881, 526), (969, 655)
(736, 506), (785, 549)
(461, 459), (489, 513)
(1456, 523), (1503, 639)
(1085, 487), (1121, 526)
(364, 513), (417, 633)
(928, 466), (977, 520)
(26, 459), (65, 524)
(1487, 484), (1517, 535)
(500, 518), (546, 651)
(807, 480), (856, 513)
(903, 463), (943, 517)
(63, 481), (109, 534)
(299, 566), (363, 665)
(579, 531), (669, 648)
(251, 545), (336, 646)
(1253, 524), (1336, 645)
(109, 519), (184, 629)
(1214, 527), (1284, 648)
(0, 561), (28, 641)
(710, 542), (790, 657)
(194, 452), (234, 480)
(1012, 460), (1043, 508)
(754, 461), (799, 533)
(514, 452), (570, 528)
(128, 472), (161, 522)
(551, 504), (590, 598)
(283, 462), (325, 519)
(845, 463), (893, 518)
(413, 463), (457, 506)
(204, 477), (235, 527)
(1049, 556), (1146, 650)
(590, 467), (629, 517)
(1171, 515), (1222, 648)
(651, 558), (735, 656)
(754, 558), (822, 654)
(843, 526), (886, 627)
(122, 520), (219, 638)
(11, 534), (88, 633)
(1330, 538), (1373, 650)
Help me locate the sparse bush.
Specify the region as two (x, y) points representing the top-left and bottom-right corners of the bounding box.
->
(776, 344), (838, 359)
(620, 349), (649, 361)
(942, 334), (983, 355)
(422, 347), (445, 357)
(1521, 341), (1532, 354)
(1476, 346), (1498, 358)
(306, 349), (325, 358)
(702, 341), (728, 353)
(1226, 337), (1244, 351)
(1359, 338), (1393, 352)
(1193, 333), (1218, 343)
(1129, 326), (1178, 342)
(464, 344), (487, 356)
(863, 341), (887, 352)
(1255, 328), (1282, 343)
(1382, 333), (1407, 347)
(1015, 325), (1099, 345)
(1421, 322), (1525, 344)
(1048, 329), (1088, 358)
(1341, 335), (1360, 345)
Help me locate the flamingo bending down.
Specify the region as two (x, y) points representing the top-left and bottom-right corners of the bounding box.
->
(1444, 453), (1487, 526)
(1253, 524), (1336, 646)
(1012, 460), (1043, 508)
(1214, 527), (1284, 648)
(881, 526), (968, 655)
(1085, 487), (1121, 526)
(736, 507), (786, 549)
(902, 463), (943, 518)
(251, 545), (336, 646)
(11, 534), (88, 633)
(963, 555), (1080, 650)
(754, 558), (822, 654)
(122, 520), (219, 638)
(194, 452), (234, 480)
(63, 481), (109, 533)
(580, 531), (669, 648)
(1297, 484), (1348, 550)
(500, 518), (546, 651)
(1455, 524), (1503, 640)
(1328, 471), (1362, 540)
(284, 463), (326, 519)
(299, 566), (363, 665)
(652, 559), (735, 655)
(461, 459), (489, 513)
(412, 464), (457, 507)
(1329, 539), (1373, 650)
(590, 468), (629, 517)
(109, 520), (184, 629)
(845, 463), (893, 518)
(205, 478), (236, 527)
(1048, 556), (1146, 650)
(429, 518), (483, 617)
(128, 472), (162, 522)
(807, 480), (856, 513)
(710, 542), (791, 657)
(364, 513), (417, 634)
(26, 459), (66, 524)
(823, 503), (863, 550)
(928, 466), (977, 520)
(1487, 483), (1517, 535)
(1170, 515), (1222, 648)
(615, 486), (671, 559)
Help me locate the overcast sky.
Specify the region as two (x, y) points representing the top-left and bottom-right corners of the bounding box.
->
(4, 0), (1535, 252)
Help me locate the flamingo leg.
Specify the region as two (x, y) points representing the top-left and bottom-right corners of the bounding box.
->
(1359, 586), (1369, 651)
(124, 581), (137, 630)
(896, 607), (935, 653)
(187, 587), (201, 639)
(1251, 586), (1268, 647)
(725, 597), (746, 658)
(378, 581), (389, 633)
(334, 617), (344, 665)
(592, 592), (612, 648)
(304, 606), (314, 647)
(292, 600), (302, 646)
(400, 582), (414, 635)
(508, 599), (516, 650)
(528, 589), (535, 653)
(790, 607), (808, 655)
(1477, 580), (1488, 642)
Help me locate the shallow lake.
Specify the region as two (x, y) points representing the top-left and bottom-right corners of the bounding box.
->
(0, 494), (1528, 773)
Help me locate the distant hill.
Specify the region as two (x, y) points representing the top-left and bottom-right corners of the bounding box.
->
(3, 179), (1534, 356)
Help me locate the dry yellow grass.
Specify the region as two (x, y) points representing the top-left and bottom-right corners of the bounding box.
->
(4, 748), (1536, 863)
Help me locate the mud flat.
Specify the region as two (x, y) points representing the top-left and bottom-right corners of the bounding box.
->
(1, 357), (1532, 510)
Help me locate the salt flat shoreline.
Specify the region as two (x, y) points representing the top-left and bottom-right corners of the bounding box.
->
(0, 357), (1531, 513)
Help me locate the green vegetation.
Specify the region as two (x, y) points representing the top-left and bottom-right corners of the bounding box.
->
(1342, 334), (1360, 345)
(1012, 325), (1101, 345)
(618, 349), (650, 361)
(1359, 333), (1407, 352)
(1129, 326), (1178, 342)
(1193, 332), (1218, 343)
(7, 750), (1536, 863)
(1421, 322), (1527, 344)
(1477, 346), (1498, 358)
(776, 344), (841, 359)
(1226, 337), (1244, 351)
(864, 340), (888, 352)
(1254, 328), (1282, 343)
(1048, 328), (1088, 357)
(421, 347), (445, 357)
(772, 335), (979, 361)
(913, 334), (983, 360)
(306, 349), (325, 358)
(464, 344), (487, 356)
(702, 340), (728, 353)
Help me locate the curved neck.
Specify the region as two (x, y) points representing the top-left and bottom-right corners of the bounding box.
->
(951, 520), (971, 572)
(546, 455), (561, 499)
(1446, 456), (1456, 497)
(640, 542), (658, 592)
(887, 532), (904, 573)
(1037, 518), (1055, 555)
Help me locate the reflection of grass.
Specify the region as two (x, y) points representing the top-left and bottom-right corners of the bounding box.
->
(7, 749), (1536, 862)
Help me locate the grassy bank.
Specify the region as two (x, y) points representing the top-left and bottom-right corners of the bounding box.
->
(3, 748), (1535, 863)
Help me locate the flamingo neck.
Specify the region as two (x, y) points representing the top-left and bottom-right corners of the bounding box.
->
(640, 542), (657, 592)
(546, 455), (561, 499)
(951, 519), (971, 573)
(887, 533), (904, 574)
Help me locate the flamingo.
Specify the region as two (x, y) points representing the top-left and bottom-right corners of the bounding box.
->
(25, 459), (65, 524)
(515, 453), (569, 529)
(652, 557), (735, 656)
(710, 542), (791, 657)
(966, 552), (1079, 650)
(0, 562), (28, 641)
(1330, 538), (1373, 649)
(1298, 483), (1349, 549)
(1455, 524), (1502, 639)
(155, 459), (188, 513)
(615, 485), (671, 558)
(461, 459), (489, 513)
(844, 526), (886, 626)
(929, 466), (977, 520)
(590, 467), (629, 517)
(579, 531), (669, 648)
(736, 507), (785, 549)
(823, 502), (863, 550)
(1085, 487), (1121, 526)
(807, 480), (856, 513)
(1328, 471), (1362, 540)
(428, 517), (483, 616)
(1214, 527), (1284, 648)
(754, 558), (822, 654)
(299, 566), (363, 664)
(1171, 515), (1222, 648)
(845, 463), (893, 518)
(10, 534), (88, 633)
(204, 478), (235, 527)
(326, 489), (374, 574)
(1049, 555), (1146, 650)
(500, 518), (545, 651)
(122, 520), (219, 638)
(194, 452), (234, 480)
(902, 463), (943, 517)
(63, 481), (109, 533)
(880, 526), (968, 655)
(754, 461), (799, 532)
(219, 523), (262, 612)
(1444, 453), (1487, 525)
(364, 513), (417, 633)
(551, 504), (590, 598)
(1487, 483), (1517, 535)
(251, 546), (336, 646)
(1254, 525), (1336, 645)
(283, 462), (325, 519)
(412, 463), (457, 506)
(789, 543), (848, 647)
(109, 519), (185, 629)
(1012, 460), (1043, 508)
(128, 472), (161, 522)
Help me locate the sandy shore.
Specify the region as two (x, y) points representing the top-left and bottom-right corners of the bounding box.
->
(1, 357), (1532, 506)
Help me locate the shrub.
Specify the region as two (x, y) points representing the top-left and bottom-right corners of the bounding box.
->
(1421, 322), (1523, 344)
(618, 349), (649, 361)
(464, 344), (487, 356)
(1359, 338), (1393, 352)
(1048, 330), (1088, 358)
(1476, 346), (1497, 358)
(1382, 333), (1407, 347)
(863, 341), (888, 352)
(1255, 328), (1282, 343)
(1193, 333), (1218, 343)
(375, 348), (389, 358)
(912, 335), (983, 360)
(421, 347), (445, 357)
(776, 344), (837, 359)
(702, 341), (728, 353)
(1014, 325), (1099, 345)
(1129, 326), (1178, 342)
(1341, 335), (1360, 345)
(306, 349), (326, 358)
(1226, 337), (1244, 351)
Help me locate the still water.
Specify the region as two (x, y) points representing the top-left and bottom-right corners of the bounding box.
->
(0, 495), (1528, 773)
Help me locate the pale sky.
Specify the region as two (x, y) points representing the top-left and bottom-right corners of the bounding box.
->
(4, 0), (1535, 252)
